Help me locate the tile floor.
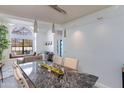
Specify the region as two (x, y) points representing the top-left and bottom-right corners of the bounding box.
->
(0, 59), (19, 88)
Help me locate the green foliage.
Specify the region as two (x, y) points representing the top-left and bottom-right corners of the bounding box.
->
(0, 24), (9, 60)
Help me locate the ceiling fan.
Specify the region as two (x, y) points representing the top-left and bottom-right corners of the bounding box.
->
(49, 5), (67, 15)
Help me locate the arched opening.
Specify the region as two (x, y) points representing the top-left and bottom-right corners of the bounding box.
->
(10, 24), (34, 55)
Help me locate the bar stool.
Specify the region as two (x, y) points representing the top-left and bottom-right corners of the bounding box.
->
(63, 57), (79, 71)
(0, 63), (4, 82)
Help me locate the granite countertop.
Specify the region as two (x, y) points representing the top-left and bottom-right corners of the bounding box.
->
(19, 61), (98, 88)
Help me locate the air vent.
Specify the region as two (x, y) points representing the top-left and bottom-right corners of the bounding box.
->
(49, 5), (67, 15)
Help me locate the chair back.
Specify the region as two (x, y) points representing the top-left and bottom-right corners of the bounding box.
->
(53, 55), (63, 65)
(63, 57), (79, 70)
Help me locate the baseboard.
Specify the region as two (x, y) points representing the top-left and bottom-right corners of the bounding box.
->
(95, 82), (110, 88)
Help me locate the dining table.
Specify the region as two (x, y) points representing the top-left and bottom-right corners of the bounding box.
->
(18, 60), (98, 88)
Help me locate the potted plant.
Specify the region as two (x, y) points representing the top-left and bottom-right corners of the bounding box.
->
(0, 24), (9, 61)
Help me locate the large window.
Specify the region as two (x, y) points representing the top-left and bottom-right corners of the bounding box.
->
(11, 38), (33, 55)
(10, 24), (33, 55)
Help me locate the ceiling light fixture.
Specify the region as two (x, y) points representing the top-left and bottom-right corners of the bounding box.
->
(49, 5), (67, 15)
(52, 23), (55, 33)
(64, 28), (67, 38)
(34, 19), (38, 33)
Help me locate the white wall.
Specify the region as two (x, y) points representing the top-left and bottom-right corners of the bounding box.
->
(45, 30), (54, 52)
(45, 24), (63, 53)
(63, 6), (124, 88)
(36, 28), (48, 53)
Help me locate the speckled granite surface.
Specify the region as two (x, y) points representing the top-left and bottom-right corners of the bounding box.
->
(19, 61), (98, 88)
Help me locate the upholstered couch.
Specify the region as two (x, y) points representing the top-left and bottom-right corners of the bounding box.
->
(10, 52), (37, 59)
(23, 55), (42, 62)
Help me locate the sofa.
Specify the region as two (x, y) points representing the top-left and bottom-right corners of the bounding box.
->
(23, 55), (42, 62)
(10, 52), (37, 59)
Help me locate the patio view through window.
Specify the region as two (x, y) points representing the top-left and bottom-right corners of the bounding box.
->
(10, 25), (33, 55)
(11, 38), (33, 55)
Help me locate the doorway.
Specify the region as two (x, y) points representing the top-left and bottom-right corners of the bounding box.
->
(57, 40), (63, 57)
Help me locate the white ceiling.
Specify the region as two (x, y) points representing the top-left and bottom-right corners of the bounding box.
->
(0, 5), (111, 24)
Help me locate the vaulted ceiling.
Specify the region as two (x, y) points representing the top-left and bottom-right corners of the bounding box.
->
(0, 5), (111, 24)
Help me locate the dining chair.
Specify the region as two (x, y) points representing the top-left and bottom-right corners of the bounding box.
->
(53, 55), (63, 65)
(63, 57), (79, 71)
(13, 63), (29, 88)
(0, 63), (4, 82)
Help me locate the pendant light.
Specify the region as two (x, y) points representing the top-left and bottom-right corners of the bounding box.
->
(63, 13), (67, 38)
(64, 28), (67, 38)
(52, 23), (55, 33)
(34, 19), (38, 33)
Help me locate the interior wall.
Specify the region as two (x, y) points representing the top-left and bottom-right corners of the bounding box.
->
(63, 6), (124, 88)
(45, 24), (63, 53)
(46, 29), (55, 52)
(36, 28), (47, 53)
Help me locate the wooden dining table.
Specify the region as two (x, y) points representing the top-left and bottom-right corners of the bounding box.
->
(18, 60), (98, 88)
